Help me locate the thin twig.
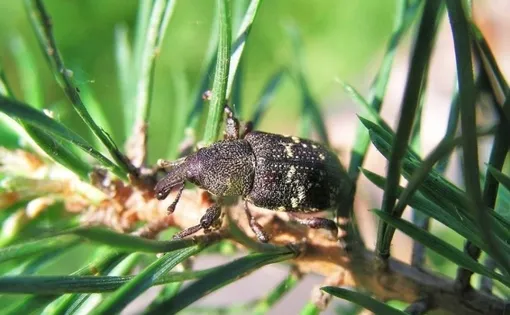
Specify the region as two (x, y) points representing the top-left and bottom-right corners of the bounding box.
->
(480, 257), (496, 294)
(0, 68), (47, 156)
(410, 212), (429, 267)
(411, 76), (478, 269)
(410, 101), (427, 268)
(127, 0), (176, 167)
(25, 0), (135, 180)
(447, 0), (510, 279)
(226, 0), (263, 98)
(202, 0), (232, 145)
(130, 0), (177, 166)
(455, 33), (510, 290)
(377, 0), (443, 262)
(347, 0), (421, 181)
(287, 27), (329, 145)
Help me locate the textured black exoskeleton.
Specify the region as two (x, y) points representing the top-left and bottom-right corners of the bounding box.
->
(154, 105), (352, 242)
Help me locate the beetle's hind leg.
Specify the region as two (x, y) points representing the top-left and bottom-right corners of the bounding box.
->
(223, 103), (253, 139)
(240, 121), (253, 139)
(288, 213), (338, 240)
(224, 104), (240, 140)
(244, 201), (270, 243)
(173, 203), (222, 239)
(203, 91), (240, 140)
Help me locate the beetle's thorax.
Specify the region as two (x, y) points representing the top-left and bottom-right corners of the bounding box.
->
(189, 139), (255, 197)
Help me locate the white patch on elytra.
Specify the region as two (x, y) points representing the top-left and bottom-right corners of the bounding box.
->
(277, 206), (286, 211)
(280, 142), (294, 158)
(302, 143), (308, 148)
(311, 144), (318, 149)
(291, 197), (299, 208)
(291, 136), (300, 144)
(297, 185), (306, 202)
(319, 153), (325, 160)
(286, 166), (296, 183)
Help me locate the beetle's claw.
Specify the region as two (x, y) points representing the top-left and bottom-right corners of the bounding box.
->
(256, 230), (270, 243)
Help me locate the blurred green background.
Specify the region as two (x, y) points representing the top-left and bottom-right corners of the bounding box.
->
(0, 0), (394, 162)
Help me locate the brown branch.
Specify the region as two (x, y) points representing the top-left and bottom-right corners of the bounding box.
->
(121, 189), (507, 315)
(3, 150), (504, 315)
(267, 223), (506, 315)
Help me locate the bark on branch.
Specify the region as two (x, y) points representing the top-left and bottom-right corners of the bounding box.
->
(92, 188), (507, 315)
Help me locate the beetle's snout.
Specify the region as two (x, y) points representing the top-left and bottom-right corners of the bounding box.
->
(154, 181), (172, 200)
(154, 162), (188, 200)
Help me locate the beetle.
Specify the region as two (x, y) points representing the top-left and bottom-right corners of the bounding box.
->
(154, 104), (352, 242)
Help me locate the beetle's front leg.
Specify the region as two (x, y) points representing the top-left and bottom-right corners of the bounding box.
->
(156, 157), (186, 171)
(224, 104), (240, 140)
(173, 203), (222, 239)
(244, 201), (270, 243)
(143, 157), (186, 182)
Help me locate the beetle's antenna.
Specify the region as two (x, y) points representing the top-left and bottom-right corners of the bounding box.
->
(167, 184), (185, 213)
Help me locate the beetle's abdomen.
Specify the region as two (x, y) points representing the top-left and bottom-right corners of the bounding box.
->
(245, 131), (350, 212)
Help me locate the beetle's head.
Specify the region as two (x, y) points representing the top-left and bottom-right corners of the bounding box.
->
(154, 153), (202, 200)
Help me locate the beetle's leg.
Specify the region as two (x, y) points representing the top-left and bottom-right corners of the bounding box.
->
(240, 121), (253, 139)
(172, 223), (202, 239)
(167, 184), (185, 214)
(224, 104), (240, 140)
(244, 201), (269, 243)
(288, 214), (339, 240)
(173, 203), (222, 239)
(157, 158), (186, 171)
(145, 158), (186, 180)
(200, 203), (222, 229)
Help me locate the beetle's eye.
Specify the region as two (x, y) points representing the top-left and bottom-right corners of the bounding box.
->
(156, 191), (168, 200)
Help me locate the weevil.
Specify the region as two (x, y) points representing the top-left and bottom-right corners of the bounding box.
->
(154, 105), (352, 242)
